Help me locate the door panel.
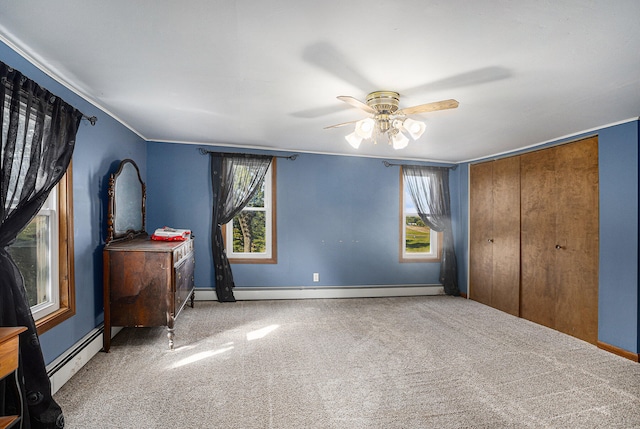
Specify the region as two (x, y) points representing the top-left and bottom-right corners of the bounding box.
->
(520, 147), (557, 330)
(491, 156), (521, 316)
(553, 138), (599, 343)
(520, 137), (599, 344)
(469, 161), (494, 306)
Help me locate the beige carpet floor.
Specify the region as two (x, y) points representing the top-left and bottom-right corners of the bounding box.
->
(54, 296), (640, 428)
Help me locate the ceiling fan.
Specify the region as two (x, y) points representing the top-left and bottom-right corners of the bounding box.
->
(325, 91), (459, 150)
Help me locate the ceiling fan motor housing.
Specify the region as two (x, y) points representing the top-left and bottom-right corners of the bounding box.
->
(366, 91), (400, 114)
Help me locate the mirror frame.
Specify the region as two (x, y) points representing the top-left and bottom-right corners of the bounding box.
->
(106, 159), (147, 244)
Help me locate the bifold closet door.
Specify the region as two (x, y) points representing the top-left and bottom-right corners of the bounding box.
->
(469, 161), (494, 307)
(490, 156), (520, 316)
(520, 137), (599, 344)
(520, 147), (557, 330)
(469, 156), (520, 316)
(553, 138), (599, 343)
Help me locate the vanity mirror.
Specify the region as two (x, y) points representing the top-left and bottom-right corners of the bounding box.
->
(106, 159), (146, 244)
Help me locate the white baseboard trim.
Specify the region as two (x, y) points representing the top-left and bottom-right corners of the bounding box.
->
(195, 284), (445, 301)
(47, 326), (122, 395)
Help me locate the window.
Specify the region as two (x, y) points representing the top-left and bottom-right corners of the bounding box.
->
(400, 169), (441, 262)
(8, 165), (75, 334)
(224, 161), (276, 263)
(12, 189), (58, 320)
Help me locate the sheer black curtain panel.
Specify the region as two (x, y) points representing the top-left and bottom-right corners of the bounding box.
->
(402, 165), (460, 296)
(0, 61), (82, 428)
(210, 153), (272, 302)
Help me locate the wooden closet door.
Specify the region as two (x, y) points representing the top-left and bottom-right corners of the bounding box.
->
(469, 161), (494, 307)
(490, 156), (520, 316)
(521, 137), (599, 344)
(553, 138), (599, 344)
(520, 147), (558, 330)
(469, 157), (520, 316)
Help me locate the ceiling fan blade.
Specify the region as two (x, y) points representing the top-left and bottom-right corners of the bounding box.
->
(337, 96), (376, 114)
(397, 99), (459, 115)
(324, 119), (359, 129)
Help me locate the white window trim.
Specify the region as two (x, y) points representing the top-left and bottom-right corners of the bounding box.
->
(29, 188), (61, 321)
(224, 162), (277, 263)
(400, 169), (441, 262)
(401, 209), (439, 260)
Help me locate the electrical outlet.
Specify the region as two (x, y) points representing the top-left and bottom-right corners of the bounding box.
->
(313, 273), (319, 282)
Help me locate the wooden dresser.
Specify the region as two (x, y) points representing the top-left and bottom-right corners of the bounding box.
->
(0, 327), (26, 429)
(103, 236), (195, 352)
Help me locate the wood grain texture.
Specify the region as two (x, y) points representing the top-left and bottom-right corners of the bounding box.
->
(469, 157), (521, 316)
(520, 146), (558, 330)
(490, 156), (521, 316)
(103, 238), (195, 352)
(520, 137), (599, 344)
(553, 138), (599, 344)
(469, 161), (494, 307)
(0, 327), (26, 427)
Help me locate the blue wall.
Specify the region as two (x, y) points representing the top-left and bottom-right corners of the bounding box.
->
(3, 38), (639, 364)
(146, 143), (449, 289)
(456, 120), (640, 354)
(598, 122), (639, 352)
(0, 41), (147, 364)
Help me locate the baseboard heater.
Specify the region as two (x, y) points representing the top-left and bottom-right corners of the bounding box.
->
(46, 325), (122, 395)
(195, 284), (445, 301)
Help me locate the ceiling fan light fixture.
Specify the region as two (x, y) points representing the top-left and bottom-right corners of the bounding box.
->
(345, 132), (363, 149)
(402, 117), (426, 140)
(330, 91), (457, 151)
(354, 117), (375, 139)
(391, 131), (409, 150)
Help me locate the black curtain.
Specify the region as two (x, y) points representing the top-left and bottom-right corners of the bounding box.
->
(210, 153), (272, 302)
(402, 165), (460, 296)
(0, 61), (81, 428)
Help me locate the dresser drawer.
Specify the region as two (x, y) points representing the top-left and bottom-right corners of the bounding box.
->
(175, 253), (195, 315)
(173, 239), (193, 264)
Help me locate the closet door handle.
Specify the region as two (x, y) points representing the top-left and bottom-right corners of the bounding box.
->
(487, 239), (494, 243)
(555, 245), (563, 249)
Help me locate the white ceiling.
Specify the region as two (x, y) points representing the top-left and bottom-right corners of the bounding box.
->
(0, 1), (638, 163)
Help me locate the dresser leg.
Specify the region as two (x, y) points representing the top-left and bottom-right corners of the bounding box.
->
(167, 315), (175, 350)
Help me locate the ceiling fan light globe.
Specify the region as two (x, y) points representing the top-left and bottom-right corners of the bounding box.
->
(403, 118), (426, 140)
(345, 132), (363, 149)
(392, 131), (409, 150)
(355, 118), (375, 139)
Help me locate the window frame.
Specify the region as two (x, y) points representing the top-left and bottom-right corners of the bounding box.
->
(399, 168), (442, 263)
(224, 160), (277, 264)
(35, 163), (76, 334)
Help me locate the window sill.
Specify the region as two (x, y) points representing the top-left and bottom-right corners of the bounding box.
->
(36, 305), (75, 335)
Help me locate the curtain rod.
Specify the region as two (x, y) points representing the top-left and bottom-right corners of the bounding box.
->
(82, 114), (97, 126)
(382, 160), (457, 170)
(198, 148), (298, 160)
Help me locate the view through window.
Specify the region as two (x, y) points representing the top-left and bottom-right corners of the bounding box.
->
(10, 189), (59, 320)
(225, 162), (276, 263)
(401, 169), (440, 262)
